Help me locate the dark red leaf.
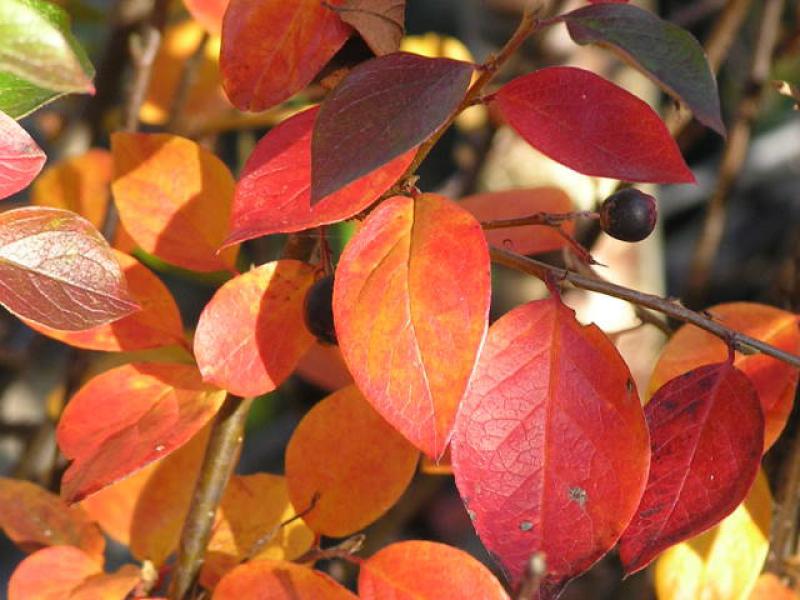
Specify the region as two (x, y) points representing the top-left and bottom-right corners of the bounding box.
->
(562, 3), (724, 135)
(311, 52), (473, 203)
(328, 0), (406, 56)
(220, 0), (352, 111)
(619, 361), (764, 574)
(225, 107), (414, 246)
(451, 296), (650, 594)
(0, 111), (46, 200)
(492, 66), (695, 184)
(0, 207), (138, 330)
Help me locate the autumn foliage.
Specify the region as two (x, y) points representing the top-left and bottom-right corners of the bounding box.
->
(0, 0), (798, 599)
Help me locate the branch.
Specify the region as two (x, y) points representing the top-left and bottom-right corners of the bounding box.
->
(481, 211), (598, 230)
(491, 246), (800, 369)
(169, 395), (254, 600)
(687, 0), (785, 303)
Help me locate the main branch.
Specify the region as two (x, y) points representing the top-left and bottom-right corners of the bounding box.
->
(491, 246), (800, 369)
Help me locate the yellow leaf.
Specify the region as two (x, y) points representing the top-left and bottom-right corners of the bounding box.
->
(655, 469), (772, 600)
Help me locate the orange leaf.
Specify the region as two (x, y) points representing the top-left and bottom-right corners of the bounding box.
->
(294, 341), (353, 391)
(285, 385), (419, 536)
(111, 132), (238, 272)
(749, 574), (799, 600)
(69, 564), (141, 600)
(459, 187), (575, 255)
(128, 426), (211, 565)
(140, 21), (230, 125)
(194, 260), (316, 397)
(81, 426), (210, 564)
(359, 540), (509, 599)
(57, 363), (226, 502)
(0, 478), (104, 559)
(184, 0), (228, 34)
(333, 194), (490, 458)
(649, 302), (800, 450)
(220, 0), (352, 111)
(8, 546), (102, 600)
(213, 560), (357, 599)
(200, 474), (316, 588)
(30, 149), (112, 230)
(25, 250), (185, 351)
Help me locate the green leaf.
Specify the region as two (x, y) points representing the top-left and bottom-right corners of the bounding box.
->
(562, 3), (725, 136)
(0, 0), (94, 96)
(0, 72), (63, 119)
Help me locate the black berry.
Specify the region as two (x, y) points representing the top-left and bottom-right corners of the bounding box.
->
(599, 188), (658, 242)
(304, 274), (337, 345)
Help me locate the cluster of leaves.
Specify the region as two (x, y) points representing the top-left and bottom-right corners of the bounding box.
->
(0, 0), (799, 599)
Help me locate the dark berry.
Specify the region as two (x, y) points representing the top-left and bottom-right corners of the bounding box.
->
(599, 188), (658, 242)
(304, 274), (337, 345)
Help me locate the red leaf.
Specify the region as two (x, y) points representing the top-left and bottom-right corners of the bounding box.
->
(619, 361), (764, 575)
(220, 0), (352, 111)
(0, 478), (104, 559)
(311, 53), (473, 203)
(359, 540), (509, 600)
(451, 296), (650, 593)
(0, 111), (46, 200)
(649, 302), (800, 450)
(285, 385), (419, 536)
(459, 187), (575, 255)
(492, 66), (694, 183)
(8, 546), (102, 600)
(225, 107), (414, 246)
(329, 0), (406, 56)
(333, 194), (490, 458)
(24, 250), (185, 351)
(194, 260), (316, 397)
(0, 207), (138, 330)
(57, 363), (226, 503)
(214, 560), (358, 599)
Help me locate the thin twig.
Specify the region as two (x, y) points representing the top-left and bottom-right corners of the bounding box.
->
(481, 211), (598, 230)
(490, 246), (800, 369)
(687, 0), (785, 304)
(166, 31), (211, 134)
(169, 395), (254, 600)
(122, 0), (169, 132)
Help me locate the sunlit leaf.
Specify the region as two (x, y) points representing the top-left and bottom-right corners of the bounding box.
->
(140, 21), (229, 126)
(562, 3), (724, 135)
(655, 470), (772, 600)
(359, 540), (508, 599)
(69, 564), (141, 600)
(619, 361), (763, 574)
(184, 0), (228, 34)
(451, 296), (650, 594)
(111, 132), (238, 272)
(0, 478), (104, 559)
(0, 110), (46, 200)
(8, 545), (102, 600)
(225, 106), (414, 245)
(220, 0), (352, 111)
(0, 72), (63, 119)
(492, 66), (695, 183)
(200, 474), (316, 588)
(31, 149), (112, 229)
(649, 302), (800, 450)
(25, 250), (185, 351)
(0, 0), (94, 94)
(749, 574), (799, 600)
(459, 187), (575, 255)
(0, 207), (138, 330)
(328, 0), (406, 56)
(334, 194), (490, 458)
(194, 260), (315, 397)
(285, 385), (419, 536)
(311, 53), (473, 203)
(213, 560), (358, 599)
(57, 363), (226, 502)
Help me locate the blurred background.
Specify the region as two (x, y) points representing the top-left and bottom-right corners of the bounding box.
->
(0, 0), (798, 598)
